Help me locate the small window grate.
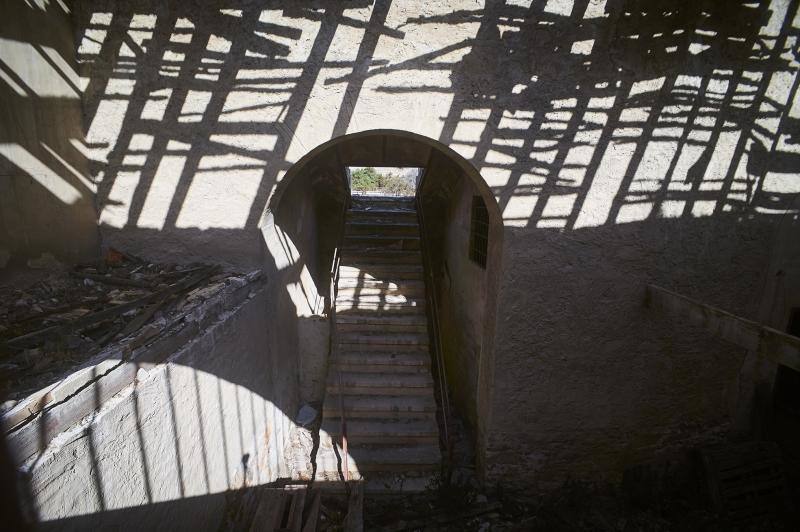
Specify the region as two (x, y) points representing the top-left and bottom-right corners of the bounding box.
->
(469, 195), (488, 268)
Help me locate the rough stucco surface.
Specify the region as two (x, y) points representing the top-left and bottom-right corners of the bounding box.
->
(420, 166), (489, 433)
(488, 219), (767, 486)
(0, 1), (98, 269)
(24, 286), (298, 530)
(67, 0), (800, 488)
(260, 159), (346, 404)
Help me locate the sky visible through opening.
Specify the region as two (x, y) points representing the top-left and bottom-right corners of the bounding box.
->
(347, 166), (422, 197)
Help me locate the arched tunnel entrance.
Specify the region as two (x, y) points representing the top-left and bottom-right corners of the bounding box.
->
(261, 130), (503, 483)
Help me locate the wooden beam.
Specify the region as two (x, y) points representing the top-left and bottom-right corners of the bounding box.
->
(645, 284), (800, 372)
(343, 481), (363, 532)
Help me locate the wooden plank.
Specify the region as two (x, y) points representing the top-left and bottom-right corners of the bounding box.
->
(105, 294), (170, 346)
(285, 489), (306, 532)
(250, 490), (286, 532)
(69, 271), (155, 289)
(700, 442), (788, 521)
(645, 284), (800, 372)
(343, 481), (363, 532)
(6, 267), (216, 348)
(301, 490), (320, 532)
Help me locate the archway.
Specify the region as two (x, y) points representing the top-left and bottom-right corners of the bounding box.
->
(260, 130), (503, 478)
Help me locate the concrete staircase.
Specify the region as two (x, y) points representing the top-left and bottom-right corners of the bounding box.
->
(316, 195), (441, 492)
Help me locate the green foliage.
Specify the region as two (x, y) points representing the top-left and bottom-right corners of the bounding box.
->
(351, 167), (381, 191)
(350, 167), (416, 196)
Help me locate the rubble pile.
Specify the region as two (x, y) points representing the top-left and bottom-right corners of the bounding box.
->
(0, 249), (239, 404)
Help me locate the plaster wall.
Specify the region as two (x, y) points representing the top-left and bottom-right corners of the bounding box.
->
(749, 194), (800, 429)
(69, 0), (800, 488)
(0, 1), (98, 270)
(20, 284), (298, 531)
(261, 164), (346, 404)
(758, 194), (800, 334)
(420, 162), (489, 439)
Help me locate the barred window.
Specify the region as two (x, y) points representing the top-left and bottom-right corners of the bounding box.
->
(469, 195), (488, 268)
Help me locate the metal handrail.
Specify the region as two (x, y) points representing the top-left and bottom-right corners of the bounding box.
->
(329, 185), (351, 483)
(414, 175), (452, 456)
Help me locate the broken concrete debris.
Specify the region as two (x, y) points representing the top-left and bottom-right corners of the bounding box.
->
(289, 403), (322, 482)
(26, 252), (62, 270)
(0, 248), (246, 405)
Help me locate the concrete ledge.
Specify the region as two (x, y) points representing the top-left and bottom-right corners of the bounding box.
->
(646, 284), (800, 372)
(4, 271), (264, 465)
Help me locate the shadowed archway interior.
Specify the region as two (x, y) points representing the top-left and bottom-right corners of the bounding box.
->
(263, 130), (504, 481)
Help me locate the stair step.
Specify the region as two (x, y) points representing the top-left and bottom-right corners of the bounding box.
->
(345, 234), (420, 242)
(347, 211), (417, 220)
(346, 214), (418, 226)
(333, 352), (431, 373)
(343, 246), (420, 254)
(338, 266), (423, 280)
(336, 313), (427, 325)
(344, 238), (419, 248)
(343, 239), (420, 251)
(327, 372), (433, 395)
(338, 344), (428, 354)
(337, 278), (424, 289)
(341, 258), (422, 267)
(341, 251), (422, 264)
(339, 263), (423, 272)
(347, 219), (418, 227)
(321, 419), (438, 444)
(336, 294), (422, 304)
(323, 394), (436, 418)
(346, 213), (418, 224)
(336, 286), (425, 298)
(313, 473), (438, 493)
(336, 305), (425, 316)
(336, 298), (424, 307)
(333, 362), (429, 374)
(314, 442), (440, 476)
(337, 332), (428, 346)
(348, 207), (416, 216)
(337, 322), (427, 334)
(351, 195), (416, 205)
(336, 314), (428, 333)
(336, 303), (425, 316)
(336, 297), (425, 314)
(346, 222), (419, 237)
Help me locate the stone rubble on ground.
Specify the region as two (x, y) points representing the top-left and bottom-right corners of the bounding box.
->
(288, 402), (322, 482)
(0, 247), (245, 405)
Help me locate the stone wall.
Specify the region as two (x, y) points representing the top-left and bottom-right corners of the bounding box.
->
(69, 0), (800, 488)
(0, 0), (98, 270)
